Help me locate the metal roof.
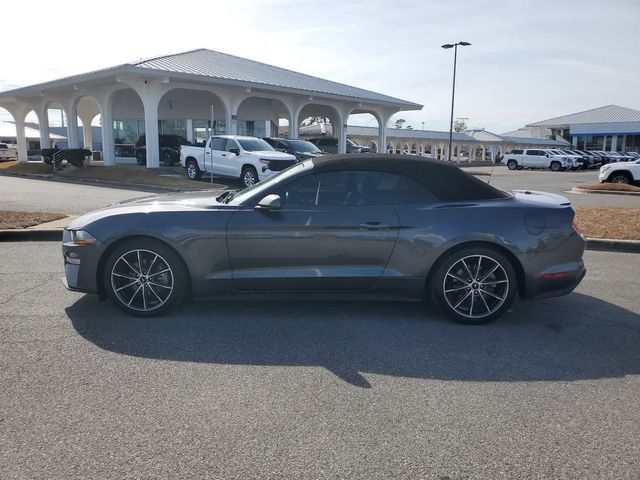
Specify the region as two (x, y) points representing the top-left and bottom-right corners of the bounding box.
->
(527, 105), (640, 127)
(293, 124), (475, 141)
(0, 121), (65, 140)
(134, 49), (421, 107)
(464, 129), (504, 143)
(0, 49), (421, 110)
(500, 135), (569, 146)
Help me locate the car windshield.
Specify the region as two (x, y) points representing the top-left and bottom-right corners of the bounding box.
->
(287, 140), (322, 153)
(238, 138), (274, 152)
(225, 160), (314, 205)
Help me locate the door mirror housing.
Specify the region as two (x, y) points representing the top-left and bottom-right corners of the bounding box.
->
(255, 194), (282, 211)
(229, 148), (240, 156)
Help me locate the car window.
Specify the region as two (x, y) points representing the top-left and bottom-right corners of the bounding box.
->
(511, 149), (523, 155)
(273, 170), (437, 208)
(210, 138), (226, 151)
(225, 139), (239, 152)
(238, 138), (274, 152)
(526, 150), (539, 156)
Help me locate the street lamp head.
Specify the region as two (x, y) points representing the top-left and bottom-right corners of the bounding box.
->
(459, 41), (471, 46)
(441, 44), (454, 49)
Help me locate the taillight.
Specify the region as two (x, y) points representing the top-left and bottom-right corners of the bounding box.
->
(572, 222), (582, 235)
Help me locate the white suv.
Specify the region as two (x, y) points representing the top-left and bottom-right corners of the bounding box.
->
(599, 160), (640, 184)
(502, 149), (570, 171)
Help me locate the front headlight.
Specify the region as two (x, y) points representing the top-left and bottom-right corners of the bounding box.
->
(69, 229), (96, 245)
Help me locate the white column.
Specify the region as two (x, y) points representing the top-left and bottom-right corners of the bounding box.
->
(142, 94), (160, 168)
(490, 146), (495, 162)
(186, 119), (193, 142)
(15, 116), (28, 163)
(65, 102), (79, 149)
(99, 98), (115, 166)
(572, 136), (578, 147)
(337, 118), (347, 154)
(288, 111), (299, 139)
(378, 116), (387, 155)
(610, 135), (618, 151)
(38, 107), (51, 149)
(80, 116), (93, 150)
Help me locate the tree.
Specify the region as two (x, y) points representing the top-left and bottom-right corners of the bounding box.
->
(393, 119), (406, 129)
(453, 118), (468, 132)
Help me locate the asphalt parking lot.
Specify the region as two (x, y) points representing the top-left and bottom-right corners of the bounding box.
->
(0, 241), (638, 479)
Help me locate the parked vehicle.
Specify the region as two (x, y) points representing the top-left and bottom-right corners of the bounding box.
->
(571, 150), (602, 169)
(180, 135), (297, 187)
(626, 152), (640, 160)
(62, 154), (586, 325)
(308, 137), (371, 154)
(545, 150), (582, 170)
(0, 143), (17, 161)
(262, 137), (326, 161)
(599, 159), (640, 184)
(563, 150), (592, 169)
(135, 134), (190, 166)
(502, 148), (570, 171)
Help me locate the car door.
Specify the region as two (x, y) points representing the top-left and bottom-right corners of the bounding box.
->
(226, 170), (401, 291)
(206, 138), (227, 175)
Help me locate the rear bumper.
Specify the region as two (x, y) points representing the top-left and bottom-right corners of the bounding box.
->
(525, 263), (586, 300)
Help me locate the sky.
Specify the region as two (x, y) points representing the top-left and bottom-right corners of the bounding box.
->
(1, 0), (639, 133)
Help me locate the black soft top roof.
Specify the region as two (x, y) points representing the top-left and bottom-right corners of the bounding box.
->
(311, 154), (509, 201)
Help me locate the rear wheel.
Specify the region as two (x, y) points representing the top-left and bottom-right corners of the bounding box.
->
(241, 165), (258, 187)
(430, 246), (518, 325)
(550, 161), (561, 172)
(609, 172), (631, 184)
(186, 159), (202, 180)
(103, 239), (187, 316)
(507, 159), (518, 170)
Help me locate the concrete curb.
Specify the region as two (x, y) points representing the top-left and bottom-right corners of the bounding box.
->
(570, 186), (640, 196)
(3, 227), (639, 253)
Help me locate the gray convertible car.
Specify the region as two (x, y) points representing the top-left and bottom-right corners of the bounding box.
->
(62, 154), (586, 324)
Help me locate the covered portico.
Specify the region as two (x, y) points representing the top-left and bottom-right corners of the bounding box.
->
(0, 49), (421, 167)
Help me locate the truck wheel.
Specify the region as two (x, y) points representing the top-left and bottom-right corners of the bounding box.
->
(241, 166), (258, 187)
(550, 161), (561, 172)
(507, 160), (518, 170)
(162, 151), (173, 166)
(186, 159), (202, 180)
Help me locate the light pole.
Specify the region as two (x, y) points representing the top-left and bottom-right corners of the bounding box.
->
(442, 41), (471, 161)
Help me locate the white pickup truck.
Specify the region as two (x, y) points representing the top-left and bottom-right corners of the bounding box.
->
(0, 143), (18, 161)
(180, 135), (298, 187)
(502, 148), (571, 172)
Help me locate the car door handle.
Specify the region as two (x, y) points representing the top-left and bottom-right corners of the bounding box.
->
(221, 153), (227, 156)
(205, 152), (210, 155)
(359, 221), (390, 230)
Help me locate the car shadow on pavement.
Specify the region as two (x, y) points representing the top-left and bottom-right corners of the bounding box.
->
(65, 292), (640, 388)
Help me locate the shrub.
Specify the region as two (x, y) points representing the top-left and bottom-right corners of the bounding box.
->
(63, 149), (92, 167)
(41, 148), (59, 165)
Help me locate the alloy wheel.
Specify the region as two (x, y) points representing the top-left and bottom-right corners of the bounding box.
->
(243, 169), (257, 187)
(442, 254), (509, 320)
(110, 249), (174, 313)
(187, 162), (197, 180)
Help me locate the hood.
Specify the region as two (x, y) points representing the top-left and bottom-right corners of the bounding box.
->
(295, 151), (325, 159)
(252, 150), (297, 161)
(67, 190), (230, 230)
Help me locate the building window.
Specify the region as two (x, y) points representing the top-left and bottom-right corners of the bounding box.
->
(237, 120), (266, 137)
(584, 135), (605, 150)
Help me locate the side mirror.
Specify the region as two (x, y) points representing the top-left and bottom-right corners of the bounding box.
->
(546, 154), (550, 157)
(255, 194), (281, 211)
(229, 148), (240, 156)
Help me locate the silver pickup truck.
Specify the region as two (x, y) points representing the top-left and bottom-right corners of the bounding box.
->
(0, 143), (18, 161)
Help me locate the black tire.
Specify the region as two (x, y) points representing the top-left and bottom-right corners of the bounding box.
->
(241, 165), (259, 187)
(430, 246), (518, 325)
(609, 172), (631, 184)
(161, 151), (173, 167)
(507, 159), (518, 170)
(103, 238), (187, 316)
(136, 151), (146, 166)
(550, 161), (561, 172)
(186, 159), (202, 180)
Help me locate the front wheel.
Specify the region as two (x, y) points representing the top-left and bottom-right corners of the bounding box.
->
(550, 161), (561, 172)
(430, 247), (518, 324)
(241, 166), (259, 187)
(609, 173), (631, 184)
(186, 159), (202, 180)
(507, 159), (518, 170)
(103, 239), (187, 316)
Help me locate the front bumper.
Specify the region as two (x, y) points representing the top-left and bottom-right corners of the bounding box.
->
(61, 230), (101, 294)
